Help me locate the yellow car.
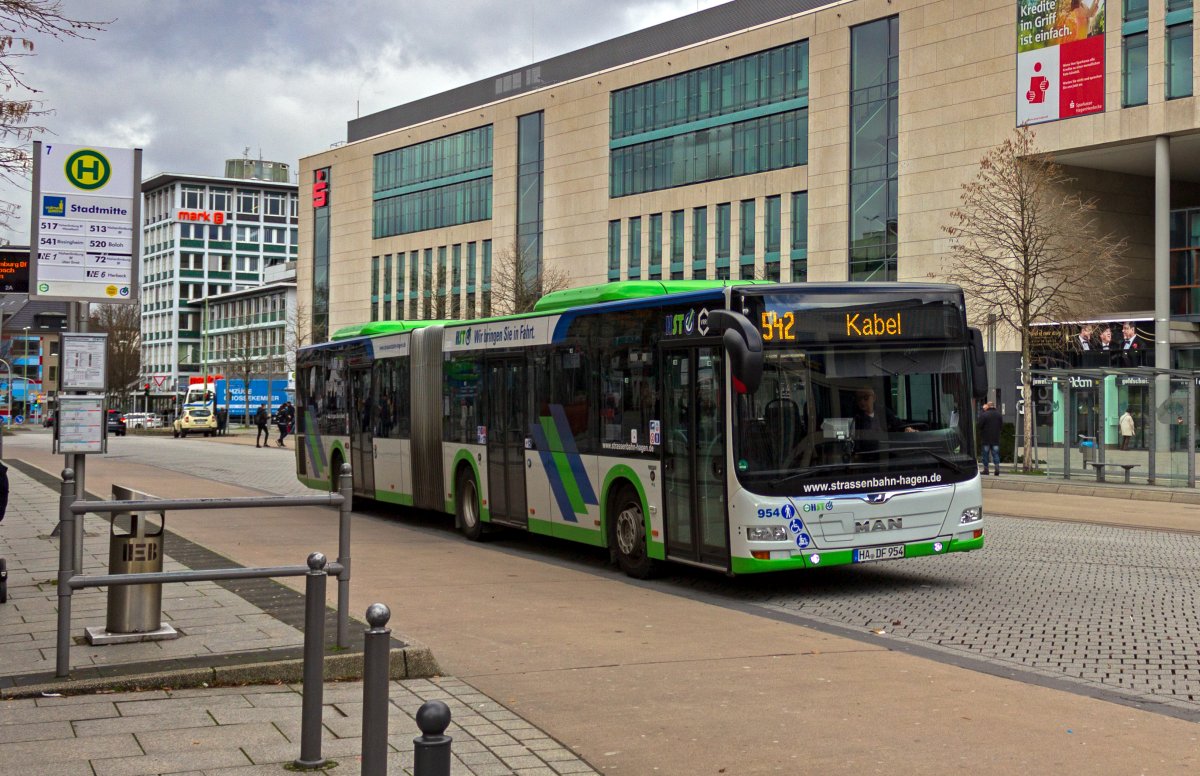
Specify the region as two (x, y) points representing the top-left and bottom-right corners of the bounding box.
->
(173, 407), (218, 438)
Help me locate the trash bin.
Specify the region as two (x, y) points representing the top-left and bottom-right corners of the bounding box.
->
(106, 486), (164, 634)
(1078, 436), (1096, 464)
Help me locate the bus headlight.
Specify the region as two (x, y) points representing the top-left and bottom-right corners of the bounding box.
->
(959, 506), (983, 525)
(747, 525), (788, 541)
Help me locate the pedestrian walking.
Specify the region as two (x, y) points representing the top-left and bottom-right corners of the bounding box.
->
(277, 401), (294, 448)
(255, 404), (270, 448)
(978, 401), (1003, 476)
(1119, 407), (1135, 451)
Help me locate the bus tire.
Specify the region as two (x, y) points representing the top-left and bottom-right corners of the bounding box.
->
(456, 467), (485, 541)
(610, 484), (656, 579)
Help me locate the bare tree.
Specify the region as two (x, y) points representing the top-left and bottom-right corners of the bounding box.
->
(0, 2), (109, 225)
(488, 240), (569, 317)
(89, 302), (139, 410)
(220, 328), (262, 426)
(942, 126), (1129, 470)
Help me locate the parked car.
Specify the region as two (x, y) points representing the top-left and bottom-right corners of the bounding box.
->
(123, 412), (163, 429)
(173, 407), (218, 437)
(106, 410), (126, 437)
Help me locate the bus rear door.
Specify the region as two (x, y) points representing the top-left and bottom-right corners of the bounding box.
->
(348, 366), (376, 498)
(485, 355), (528, 527)
(661, 344), (730, 568)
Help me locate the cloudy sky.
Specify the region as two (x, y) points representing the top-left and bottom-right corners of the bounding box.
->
(4, 0), (728, 243)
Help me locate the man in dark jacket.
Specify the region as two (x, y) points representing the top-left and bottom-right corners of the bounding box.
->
(276, 402), (295, 448)
(978, 402), (1003, 476)
(255, 405), (270, 448)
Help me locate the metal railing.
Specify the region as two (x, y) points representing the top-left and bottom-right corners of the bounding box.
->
(54, 463), (354, 677)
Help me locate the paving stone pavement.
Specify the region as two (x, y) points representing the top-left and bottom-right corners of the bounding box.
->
(0, 451), (599, 776)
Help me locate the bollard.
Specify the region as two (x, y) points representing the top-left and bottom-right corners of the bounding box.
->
(336, 463), (352, 648)
(413, 700), (453, 776)
(360, 603), (392, 776)
(294, 552), (328, 770)
(55, 468), (77, 678)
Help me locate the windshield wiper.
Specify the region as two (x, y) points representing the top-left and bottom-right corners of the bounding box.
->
(767, 462), (855, 487)
(897, 447), (971, 474)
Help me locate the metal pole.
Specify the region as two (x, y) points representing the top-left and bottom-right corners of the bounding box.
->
(1062, 379), (1071, 479)
(361, 603), (392, 776)
(56, 468), (77, 678)
(413, 700), (453, 776)
(294, 552), (327, 770)
(337, 463), (352, 649)
(1188, 373), (1196, 488)
(1148, 374), (1157, 484)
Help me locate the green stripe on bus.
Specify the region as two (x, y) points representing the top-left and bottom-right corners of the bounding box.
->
(376, 490), (414, 506)
(729, 535), (985, 574)
(540, 416), (586, 515)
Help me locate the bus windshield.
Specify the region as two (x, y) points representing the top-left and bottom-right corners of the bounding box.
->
(733, 344), (975, 496)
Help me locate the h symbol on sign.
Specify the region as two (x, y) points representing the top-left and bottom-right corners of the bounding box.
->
(73, 158), (103, 182)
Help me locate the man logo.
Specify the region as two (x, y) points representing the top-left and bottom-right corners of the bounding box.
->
(854, 518), (903, 533)
(65, 149), (112, 191)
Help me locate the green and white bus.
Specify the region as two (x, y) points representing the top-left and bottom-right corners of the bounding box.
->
(295, 280), (987, 577)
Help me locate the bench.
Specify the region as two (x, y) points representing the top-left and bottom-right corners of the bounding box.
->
(1087, 461), (1138, 484)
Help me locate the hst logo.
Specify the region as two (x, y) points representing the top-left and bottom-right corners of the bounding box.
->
(454, 328), (472, 346)
(854, 518), (903, 533)
(664, 307), (711, 336)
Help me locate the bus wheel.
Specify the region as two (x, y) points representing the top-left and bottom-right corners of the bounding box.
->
(611, 485), (656, 579)
(456, 468), (484, 541)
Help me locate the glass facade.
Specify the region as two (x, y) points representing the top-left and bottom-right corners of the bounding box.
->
(517, 112), (544, 292)
(738, 199), (755, 279)
(670, 210), (685, 279)
(609, 41), (809, 197)
(1166, 4), (1193, 100)
(312, 168), (330, 343)
(716, 202), (731, 279)
(849, 16), (899, 282)
(608, 220), (621, 280)
(373, 125), (493, 238)
(790, 190), (808, 282)
(692, 206), (707, 279)
(649, 212), (663, 280)
(764, 195), (781, 282)
(628, 216), (642, 279)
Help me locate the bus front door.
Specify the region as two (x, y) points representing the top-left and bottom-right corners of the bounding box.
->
(348, 366), (376, 498)
(486, 356), (528, 527)
(662, 345), (729, 568)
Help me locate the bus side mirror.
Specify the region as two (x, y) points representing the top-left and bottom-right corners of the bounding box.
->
(968, 327), (988, 401)
(708, 309), (763, 394)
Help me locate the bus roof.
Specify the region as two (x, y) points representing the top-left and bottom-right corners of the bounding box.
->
(330, 319), (447, 340)
(533, 279), (766, 313)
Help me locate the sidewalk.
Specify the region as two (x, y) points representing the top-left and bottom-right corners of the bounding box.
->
(0, 463), (599, 775)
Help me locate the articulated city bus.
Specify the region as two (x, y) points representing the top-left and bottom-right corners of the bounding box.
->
(295, 280), (987, 577)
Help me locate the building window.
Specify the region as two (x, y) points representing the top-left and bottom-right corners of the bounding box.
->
(790, 190), (808, 282)
(849, 16), (899, 282)
(738, 199), (755, 280)
(1166, 3), (1193, 100)
(608, 220), (621, 281)
(715, 202), (731, 279)
(451, 244), (461, 319)
(481, 239), (492, 316)
(263, 191), (288, 217)
(436, 246), (447, 319)
(181, 186), (204, 209)
(1123, 0), (1149, 107)
(649, 213), (663, 280)
(422, 248), (433, 319)
(208, 187), (230, 213)
(765, 195), (781, 282)
(237, 189), (260, 216)
(628, 216), (642, 280)
(409, 250), (420, 319)
(609, 41), (809, 197)
(371, 255), (380, 322)
(383, 253), (393, 320)
(516, 112), (544, 295)
(669, 210), (685, 279)
(692, 206), (707, 279)
(373, 125), (494, 238)
(236, 225), (261, 243)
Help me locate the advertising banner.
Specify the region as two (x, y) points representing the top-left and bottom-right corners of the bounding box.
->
(1017, 0), (1106, 125)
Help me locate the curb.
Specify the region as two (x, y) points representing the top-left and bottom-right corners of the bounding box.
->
(982, 474), (1200, 503)
(0, 642), (441, 699)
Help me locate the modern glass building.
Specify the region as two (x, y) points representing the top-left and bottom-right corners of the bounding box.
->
(140, 172), (299, 396)
(299, 0), (1200, 373)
